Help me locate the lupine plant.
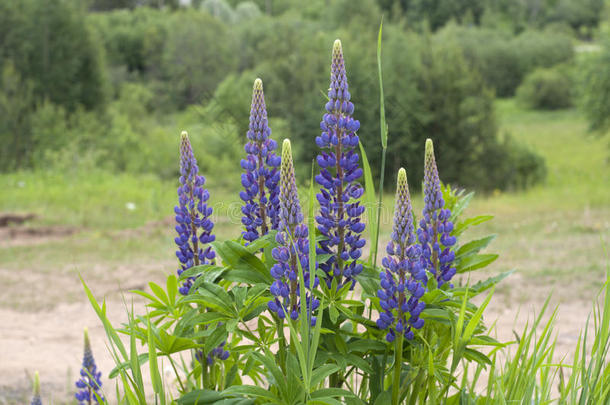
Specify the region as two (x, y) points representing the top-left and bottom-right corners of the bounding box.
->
(75, 328), (104, 404)
(78, 34), (610, 405)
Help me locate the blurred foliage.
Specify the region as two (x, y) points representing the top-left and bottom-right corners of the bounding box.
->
(517, 65), (573, 110)
(581, 34), (610, 133)
(6, 0), (605, 190)
(436, 25), (574, 97)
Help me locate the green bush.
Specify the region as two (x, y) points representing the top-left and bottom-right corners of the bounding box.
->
(437, 25), (574, 97)
(581, 36), (610, 132)
(162, 11), (238, 107)
(0, 0), (107, 112)
(517, 66), (573, 110)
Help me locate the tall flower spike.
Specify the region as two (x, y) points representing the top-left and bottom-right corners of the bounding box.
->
(267, 140), (319, 324)
(75, 328), (104, 404)
(240, 78), (281, 242)
(175, 131), (216, 295)
(30, 371), (42, 405)
(376, 169), (426, 342)
(315, 39), (366, 290)
(417, 139), (457, 287)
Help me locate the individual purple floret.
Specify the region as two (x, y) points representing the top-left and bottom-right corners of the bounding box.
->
(267, 139), (319, 324)
(240, 78), (281, 242)
(75, 328), (104, 404)
(315, 39), (365, 290)
(417, 139), (457, 287)
(175, 131), (216, 295)
(31, 372), (42, 405)
(376, 169), (426, 342)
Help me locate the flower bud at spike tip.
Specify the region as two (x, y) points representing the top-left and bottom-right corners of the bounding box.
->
(376, 168), (426, 341)
(267, 139), (319, 324)
(315, 39), (365, 291)
(418, 139), (457, 287)
(30, 371), (42, 405)
(240, 78), (280, 243)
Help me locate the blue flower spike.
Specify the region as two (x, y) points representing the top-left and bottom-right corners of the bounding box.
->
(174, 131), (216, 295)
(417, 139), (457, 287)
(315, 39), (366, 291)
(75, 327), (104, 404)
(376, 168), (426, 342)
(267, 139), (319, 325)
(240, 78), (281, 243)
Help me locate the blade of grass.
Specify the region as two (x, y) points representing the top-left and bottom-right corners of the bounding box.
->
(372, 18), (388, 270)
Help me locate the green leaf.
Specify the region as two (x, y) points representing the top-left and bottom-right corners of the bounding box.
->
(457, 254), (499, 273)
(147, 318), (163, 398)
(212, 240), (273, 285)
(311, 364), (340, 389)
(455, 235), (496, 260)
(453, 215), (494, 236)
(377, 19), (387, 149)
(359, 141), (378, 266)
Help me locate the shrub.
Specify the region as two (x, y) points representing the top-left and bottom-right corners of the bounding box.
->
(581, 36), (610, 132)
(162, 10), (238, 107)
(437, 25), (574, 97)
(517, 66), (573, 110)
(0, 0), (107, 112)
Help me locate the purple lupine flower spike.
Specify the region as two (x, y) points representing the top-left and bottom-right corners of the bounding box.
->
(240, 78), (281, 242)
(267, 139), (320, 324)
(175, 131), (216, 295)
(30, 372), (42, 405)
(75, 328), (104, 404)
(417, 139), (457, 287)
(315, 39), (365, 291)
(376, 169), (426, 342)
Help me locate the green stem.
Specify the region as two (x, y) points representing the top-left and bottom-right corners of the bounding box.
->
(392, 334), (404, 405)
(277, 317), (287, 374)
(168, 355), (185, 392)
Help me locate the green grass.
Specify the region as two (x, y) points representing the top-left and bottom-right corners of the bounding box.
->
(0, 100), (608, 309)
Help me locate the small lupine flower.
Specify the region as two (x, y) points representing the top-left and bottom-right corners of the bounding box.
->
(174, 131), (216, 295)
(195, 342), (230, 366)
(376, 169), (426, 342)
(30, 371), (42, 405)
(240, 78), (281, 242)
(417, 139), (457, 287)
(315, 39), (365, 290)
(267, 139), (320, 324)
(75, 328), (103, 404)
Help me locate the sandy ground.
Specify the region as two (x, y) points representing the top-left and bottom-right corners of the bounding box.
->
(0, 221), (603, 404)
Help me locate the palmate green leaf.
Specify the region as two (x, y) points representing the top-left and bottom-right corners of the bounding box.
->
(212, 240), (273, 284)
(457, 253), (499, 273)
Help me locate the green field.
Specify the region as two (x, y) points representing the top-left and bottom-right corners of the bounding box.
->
(0, 99), (608, 309)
